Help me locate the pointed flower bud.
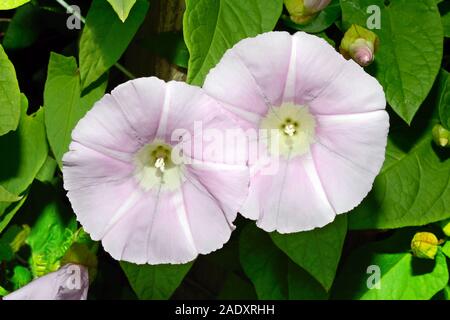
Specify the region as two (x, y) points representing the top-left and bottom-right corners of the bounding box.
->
(340, 24), (379, 67)
(432, 124), (450, 148)
(284, 0), (332, 24)
(411, 232), (440, 260)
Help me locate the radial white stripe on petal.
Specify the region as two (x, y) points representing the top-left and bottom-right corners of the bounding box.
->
(155, 83), (172, 139)
(101, 189), (143, 239)
(301, 154), (336, 216)
(282, 35), (298, 103)
(171, 188), (198, 254)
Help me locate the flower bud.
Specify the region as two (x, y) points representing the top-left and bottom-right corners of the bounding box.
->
(340, 24), (379, 67)
(411, 232), (439, 260)
(432, 124), (450, 148)
(284, 0), (332, 24)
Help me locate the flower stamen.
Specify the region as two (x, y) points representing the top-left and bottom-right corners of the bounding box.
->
(154, 157), (166, 173)
(284, 123), (296, 136)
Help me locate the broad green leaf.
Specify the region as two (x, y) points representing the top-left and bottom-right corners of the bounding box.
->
(443, 242), (450, 258)
(44, 53), (107, 168)
(437, 69), (450, 130)
(341, 0), (443, 124)
(349, 75), (450, 230)
(217, 272), (257, 300)
(79, 0), (149, 89)
(281, 0), (341, 34)
(35, 156), (57, 183)
(0, 185), (21, 203)
(240, 224), (327, 300)
(0, 0), (30, 10)
(106, 0), (137, 22)
(184, 0), (283, 86)
(0, 44), (21, 136)
(333, 230), (449, 299)
(271, 215), (347, 291)
(0, 96), (47, 216)
(3, 4), (42, 50)
(121, 261), (193, 300)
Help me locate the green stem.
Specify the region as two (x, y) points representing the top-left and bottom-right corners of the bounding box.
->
(114, 62), (136, 80)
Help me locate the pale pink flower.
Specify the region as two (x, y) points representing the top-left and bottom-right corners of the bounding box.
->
(63, 78), (249, 264)
(4, 264), (88, 300)
(203, 31), (389, 233)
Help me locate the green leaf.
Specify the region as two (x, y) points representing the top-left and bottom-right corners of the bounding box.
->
(0, 0), (30, 10)
(440, 1), (450, 37)
(0, 96), (47, 216)
(184, 0), (283, 86)
(217, 272), (257, 300)
(0, 186), (21, 203)
(443, 242), (450, 258)
(3, 4), (42, 50)
(26, 183), (78, 277)
(0, 285), (9, 297)
(349, 75), (450, 230)
(35, 156), (57, 184)
(240, 223), (328, 300)
(333, 230), (449, 299)
(106, 0), (137, 22)
(0, 196), (27, 234)
(340, 0), (443, 124)
(270, 215), (347, 291)
(281, 0), (341, 34)
(11, 266), (32, 290)
(0, 239), (13, 261)
(44, 53), (107, 168)
(79, 0), (149, 89)
(121, 261), (193, 300)
(437, 69), (450, 130)
(0, 44), (21, 136)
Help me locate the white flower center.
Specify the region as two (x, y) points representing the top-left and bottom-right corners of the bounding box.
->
(259, 103), (316, 158)
(133, 140), (185, 191)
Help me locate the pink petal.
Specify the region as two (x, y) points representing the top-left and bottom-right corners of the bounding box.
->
(63, 142), (134, 191)
(203, 32), (293, 125)
(66, 178), (143, 241)
(64, 78), (250, 264)
(71, 77), (167, 161)
(290, 33), (385, 114)
(100, 164), (248, 264)
(101, 191), (198, 264)
(4, 264), (89, 300)
(313, 111), (389, 213)
(241, 156), (336, 233)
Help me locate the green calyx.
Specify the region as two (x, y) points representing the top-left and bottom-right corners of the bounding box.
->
(340, 24), (379, 66)
(411, 232), (440, 260)
(432, 124), (450, 148)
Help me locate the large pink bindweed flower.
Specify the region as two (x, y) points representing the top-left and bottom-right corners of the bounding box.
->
(4, 264), (89, 300)
(62, 78), (249, 264)
(203, 31), (389, 233)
